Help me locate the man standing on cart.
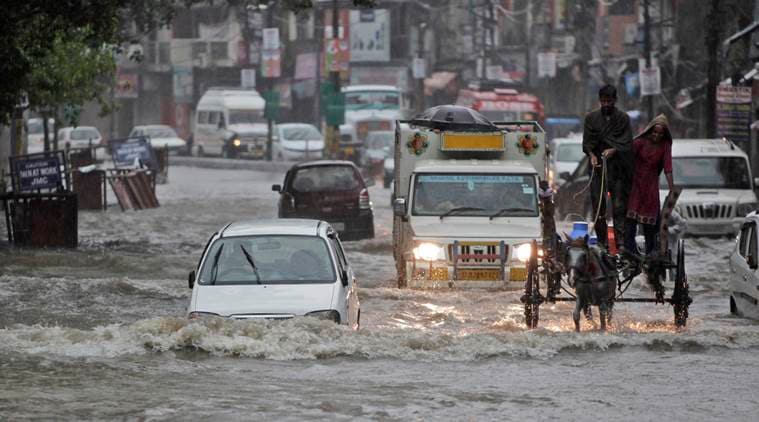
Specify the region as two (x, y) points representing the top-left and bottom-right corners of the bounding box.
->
(582, 85), (634, 250)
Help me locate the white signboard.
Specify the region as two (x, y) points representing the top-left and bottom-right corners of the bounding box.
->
(639, 66), (661, 96)
(262, 28), (280, 50)
(350, 9), (390, 62)
(412, 58), (426, 79)
(241, 68), (256, 88)
(537, 52), (557, 78)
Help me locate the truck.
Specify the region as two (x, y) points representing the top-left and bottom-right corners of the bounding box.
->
(192, 87), (268, 159)
(342, 84), (411, 143)
(391, 105), (548, 288)
(456, 80), (545, 126)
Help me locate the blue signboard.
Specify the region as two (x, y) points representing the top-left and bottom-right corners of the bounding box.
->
(10, 153), (64, 192)
(111, 137), (155, 168)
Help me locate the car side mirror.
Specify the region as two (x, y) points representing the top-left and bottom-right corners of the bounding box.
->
(393, 197), (407, 216)
(559, 171), (572, 181)
(340, 269), (349, 287)
(272, 184), (281, 192)
(188, 270), (196, 289)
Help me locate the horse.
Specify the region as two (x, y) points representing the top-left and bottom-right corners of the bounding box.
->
(565, 236), (617, 332)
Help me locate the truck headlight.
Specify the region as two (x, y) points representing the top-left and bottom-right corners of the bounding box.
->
(413, 242), (446, 261)
(515, 243), (533, 262)
(737, 202), (757, 217)
(232, 138), (241, 147)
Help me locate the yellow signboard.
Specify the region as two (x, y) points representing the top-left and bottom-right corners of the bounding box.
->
(441, 132), (505, 151)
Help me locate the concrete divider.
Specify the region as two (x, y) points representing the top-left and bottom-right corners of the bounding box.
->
(170, 156), (293, 173)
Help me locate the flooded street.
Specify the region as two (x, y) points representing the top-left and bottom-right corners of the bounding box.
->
(2, 164), (759, 420)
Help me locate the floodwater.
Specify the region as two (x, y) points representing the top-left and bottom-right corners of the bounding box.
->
(1, 165), (758, 420)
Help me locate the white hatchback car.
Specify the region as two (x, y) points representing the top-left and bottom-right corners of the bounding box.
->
(129, 125), (187, 153)
(58, 126), (104, 149)
(273, 123), (324, 162)
(187, 219), (360, 328)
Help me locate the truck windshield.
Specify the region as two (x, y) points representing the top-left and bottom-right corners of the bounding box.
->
(660, 157), (751, 189)
(229, 109), (265, 124)
(345, 91), (399, 110)
(199, 235), (336, 285)
(412, 174), (538, 217)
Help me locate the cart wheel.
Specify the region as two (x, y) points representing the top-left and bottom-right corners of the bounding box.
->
(672, 239), (692, 327)
(522, 241), (541, 329)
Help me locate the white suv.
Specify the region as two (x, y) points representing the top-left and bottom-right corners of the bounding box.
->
(662, 138), (758, 237)
(729, 212), (759, 320)
(187, 219), (360, 328)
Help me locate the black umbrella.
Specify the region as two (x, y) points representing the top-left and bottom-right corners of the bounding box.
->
(408, 105), (500, 132)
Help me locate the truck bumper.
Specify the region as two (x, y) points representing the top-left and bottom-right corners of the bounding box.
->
(405, 261), (528, 289)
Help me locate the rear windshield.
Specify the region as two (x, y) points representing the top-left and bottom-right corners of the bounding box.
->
(199, 235), (336, 285)
(660, 156), (751, 189)
(145, 127), (178, 138)
(291, 165), (361, 192)
(366, 132), (394, 150)
(70, 128), (100, 140)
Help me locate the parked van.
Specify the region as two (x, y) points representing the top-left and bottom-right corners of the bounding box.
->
(192, 87), (267, 159)
(662, 138), (758, 236)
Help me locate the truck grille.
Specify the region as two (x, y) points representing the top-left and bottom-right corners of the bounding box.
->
(448, 243), (507, 264)
(683, 204), (732, 219)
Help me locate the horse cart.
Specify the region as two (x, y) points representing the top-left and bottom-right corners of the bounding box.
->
(521, 184), (692, 330)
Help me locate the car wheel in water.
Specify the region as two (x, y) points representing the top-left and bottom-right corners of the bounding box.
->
(195, 146), (204, 157)
(730, 295), (738, 315)
(223, 146), (237, 159)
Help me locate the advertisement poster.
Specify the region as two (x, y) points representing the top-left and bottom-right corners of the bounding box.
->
(716, 85), (752, 144)
(323, 10), (350, 73)
(349, 9), (390, 62)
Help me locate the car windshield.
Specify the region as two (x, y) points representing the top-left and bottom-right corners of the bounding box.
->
(345, 91), (399, 110)
(292, 165), (360, 192)
(229, 109), (265, 124)
(145, 127), (178, 138)
(660, 156), (751, 189)
(70, 128), (100, 140)
(557, 143), (584, 162)
(282, 125), (321, 140)
(366, 132), (394, 150)
(199, 235), (335, 285)
(412, 173), (538, 216)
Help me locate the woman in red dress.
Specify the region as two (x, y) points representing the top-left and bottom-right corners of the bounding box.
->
(624, 114), (675, 255)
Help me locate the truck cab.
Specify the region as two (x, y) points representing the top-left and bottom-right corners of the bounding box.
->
(392, 105), (547, 288)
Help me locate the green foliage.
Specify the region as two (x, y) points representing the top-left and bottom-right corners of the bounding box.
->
(25, 27), (117, 126)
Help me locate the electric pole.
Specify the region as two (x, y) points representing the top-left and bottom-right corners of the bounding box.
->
(329, 0), (340, 159)
(643, 0), (654, 121)
(705, 0), (720, 139)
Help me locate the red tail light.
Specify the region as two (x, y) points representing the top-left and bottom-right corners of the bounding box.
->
(359, 188), (371, 209)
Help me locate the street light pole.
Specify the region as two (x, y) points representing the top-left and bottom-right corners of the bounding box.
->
(329, 0), (341, 159)
(643, 0), (654, 121)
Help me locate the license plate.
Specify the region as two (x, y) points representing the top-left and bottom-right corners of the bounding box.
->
(509, 267), (528, 281)
(458, 269), (501, 281)
(332, 222), (345, 231)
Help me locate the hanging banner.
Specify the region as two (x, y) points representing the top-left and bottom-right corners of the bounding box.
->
(241, 68), (256, 88)
(639, 66), (661, 96)
(295, 53), (317, 80)
(172, 66), (193, 104)
(262, 49), (281, 78)
(716, 85), (752, 144)
(537, 52), (557, 78)
(412, 58), (426, 79)
(323, 9), (350, 73)
(115, 71), (139, 98)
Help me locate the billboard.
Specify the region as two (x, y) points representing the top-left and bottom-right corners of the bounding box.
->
(350, 9), (390, 62)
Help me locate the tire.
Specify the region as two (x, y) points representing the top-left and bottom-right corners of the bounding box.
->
(672, 239), (691, 327)
(730, 295), (738, 315)
(195, 145), (205, 157)
(223, 145), (237, 159)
